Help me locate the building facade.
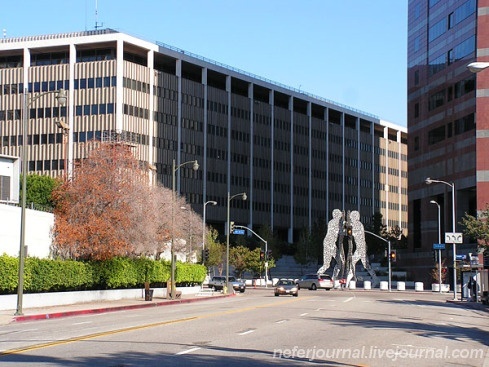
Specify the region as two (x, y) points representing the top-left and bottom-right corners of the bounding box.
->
(0, 29), (407, 243)
(408, 0), (486, 278)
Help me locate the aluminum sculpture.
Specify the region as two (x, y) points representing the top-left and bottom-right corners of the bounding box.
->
(318, 210), (378, 288)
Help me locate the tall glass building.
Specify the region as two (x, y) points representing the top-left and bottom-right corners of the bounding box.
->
(408, 0), (483, 279)
(0, 29), (407, 243)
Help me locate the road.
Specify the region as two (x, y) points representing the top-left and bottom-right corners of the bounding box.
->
(0, 289), (488, 366)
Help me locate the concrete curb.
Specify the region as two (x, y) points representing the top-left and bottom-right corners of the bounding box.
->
(11, 294), (235, 323)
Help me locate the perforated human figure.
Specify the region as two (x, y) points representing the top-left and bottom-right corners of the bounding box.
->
(317, 209), (344, 278)
(346, 210), (379, 287)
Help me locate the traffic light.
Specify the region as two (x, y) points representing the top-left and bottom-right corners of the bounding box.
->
(390, 250), (397, 263)
(433, 250), (438, 262)
(266, 250), (272, 260)
(203, 248), (210, 261)
(229, 221), (235, 234)
(260, 250), (265, 261)
(346, 226), (352, 237)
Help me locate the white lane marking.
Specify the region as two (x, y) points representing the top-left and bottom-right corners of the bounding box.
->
(72, 321), (92, 325)
(176, 347), (202, 355)
(275, 320), (287, 324)
(239, 330), (256, 335)
(343, 297), (354, 303)
(300, 313), (308, 316)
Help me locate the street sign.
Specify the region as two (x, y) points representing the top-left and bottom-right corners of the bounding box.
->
(456, 254), (467, 261)
(445, 232), (463, 244)
(233, 229), (245, 235)
(433, 243), (445, 250)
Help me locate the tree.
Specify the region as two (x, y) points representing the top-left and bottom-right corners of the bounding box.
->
(311, 218), (328, 264)
(229, 245), (251, 278)
(294, 227), (314, 266)
(246, 247), (275, 278)
(202, 228), (225, 271)
(365, 212), (389, 256)
(51, 142), (180, 261)
(21, 174), (60, 210)
(461, 206), (489, 252)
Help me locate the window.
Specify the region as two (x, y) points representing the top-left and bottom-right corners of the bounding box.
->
(428, 125), (445, 145)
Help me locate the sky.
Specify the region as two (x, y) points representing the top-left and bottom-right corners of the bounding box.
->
(1, 1), (408, 127)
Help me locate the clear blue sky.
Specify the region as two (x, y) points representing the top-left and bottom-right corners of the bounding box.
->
(1, 1), (407, 126)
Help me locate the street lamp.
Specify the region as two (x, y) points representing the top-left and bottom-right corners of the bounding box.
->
(425, 177), (457, 300)
(16, 88), (67, 315)
(430, 200), (442, 293)
(225, 191), (247, 294)
(467, 62), (489, 73)
(170, 158), (199, 299)
(202, 200), (217, 264)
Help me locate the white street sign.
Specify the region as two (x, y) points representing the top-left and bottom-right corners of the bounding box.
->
(445, 232), (463, 244)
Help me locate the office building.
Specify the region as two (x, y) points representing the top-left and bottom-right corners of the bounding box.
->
(408, 0), (484, 276)
(0, 29), (407, 243)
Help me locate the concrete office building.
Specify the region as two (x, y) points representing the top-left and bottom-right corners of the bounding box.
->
(0, 29), (407, 243)
(408, 0), (488, 277)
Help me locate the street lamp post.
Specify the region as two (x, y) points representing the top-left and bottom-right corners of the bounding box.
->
(171, 158), (199, 299)
(225, 191), (247, 294)
(430, 200), (442, 293)
(202, 200), (217, 264)
(425, 177), (457, 300)
(16, 89), (67, 316)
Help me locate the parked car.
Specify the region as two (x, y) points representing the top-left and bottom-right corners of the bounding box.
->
(208, 276), (246, 293)
(274, 279), (299, 297)
(296, 274), (333, 290)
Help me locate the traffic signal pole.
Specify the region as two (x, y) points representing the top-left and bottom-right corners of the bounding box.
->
(234, 225), (269, 287)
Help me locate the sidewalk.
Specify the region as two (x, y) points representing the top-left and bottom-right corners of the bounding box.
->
(0, 292), (232, 325)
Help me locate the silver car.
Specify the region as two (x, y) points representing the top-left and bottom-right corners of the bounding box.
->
(208, 276), (246, 293)
(296, 274), (333, 290)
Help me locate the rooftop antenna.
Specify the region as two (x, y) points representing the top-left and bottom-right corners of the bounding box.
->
(94, 0), (104, 30)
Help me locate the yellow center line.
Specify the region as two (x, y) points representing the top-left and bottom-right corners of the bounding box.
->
(1, 296), (311, 356)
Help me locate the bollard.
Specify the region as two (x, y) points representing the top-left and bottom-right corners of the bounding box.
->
(364, 280), (371, 290)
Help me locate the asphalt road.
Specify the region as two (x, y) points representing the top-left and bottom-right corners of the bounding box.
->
(0, 289), (488, 366)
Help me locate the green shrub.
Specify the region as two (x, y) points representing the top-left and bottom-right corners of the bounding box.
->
(176, 262), (206, 285)
(0, 255), (204, 294)
(0, 254), (20, 293)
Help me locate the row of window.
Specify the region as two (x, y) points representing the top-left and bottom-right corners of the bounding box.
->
(428, 0), (475, 43)
(428, 35), (475, 77)
(28, 159), (66, 172)
(0, 130), (151, 149)
(0, 77), (117, 96)
(414, 76), (475, 118)
(426, 113), (475, 146)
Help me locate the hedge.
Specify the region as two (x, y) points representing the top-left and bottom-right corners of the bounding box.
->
(0, 254), (206, 294)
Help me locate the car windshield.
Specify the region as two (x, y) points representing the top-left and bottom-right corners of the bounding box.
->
(278, 280), (294, 286)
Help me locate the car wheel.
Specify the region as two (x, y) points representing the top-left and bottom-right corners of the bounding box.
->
(240, 289), (245, 293)
(275, 293), (279, 296)
(311, 284), (317, 290)
(325, 288), (331, 291)
(293, 293), (298, 297)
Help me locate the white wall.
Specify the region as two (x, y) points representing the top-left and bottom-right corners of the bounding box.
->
(0, 203), (53, 258)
